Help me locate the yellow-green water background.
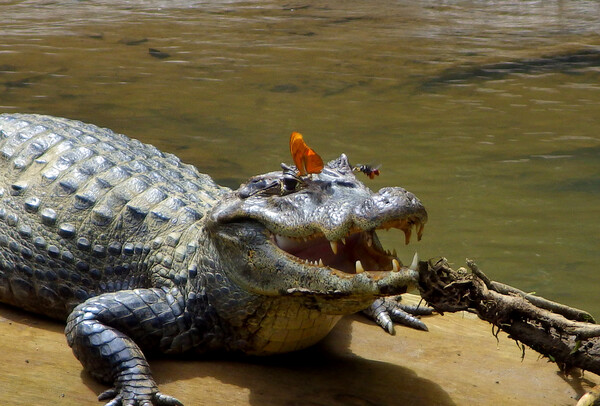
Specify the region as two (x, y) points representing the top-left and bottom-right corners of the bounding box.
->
(1, 0), (599, 318)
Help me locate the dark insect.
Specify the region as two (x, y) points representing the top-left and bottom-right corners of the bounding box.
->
(353, 164), (381, 179)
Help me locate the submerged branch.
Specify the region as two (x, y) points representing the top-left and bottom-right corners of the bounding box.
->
(416, 258), (600, 376)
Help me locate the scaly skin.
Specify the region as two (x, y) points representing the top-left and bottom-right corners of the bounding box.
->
(0, 114), (428, 405)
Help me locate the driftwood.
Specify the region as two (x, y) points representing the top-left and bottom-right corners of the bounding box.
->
(416, 258), (600, 405)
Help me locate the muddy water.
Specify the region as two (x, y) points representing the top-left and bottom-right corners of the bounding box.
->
(1, 0), (599, 317)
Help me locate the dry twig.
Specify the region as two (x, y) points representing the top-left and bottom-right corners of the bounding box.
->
(417, 258), (600, 375)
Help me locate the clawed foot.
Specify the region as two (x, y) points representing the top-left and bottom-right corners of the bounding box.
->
(98, 387), (183, 406)
(363, 296), (434, 335)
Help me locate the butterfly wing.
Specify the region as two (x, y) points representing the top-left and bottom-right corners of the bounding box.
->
(303, 146), (324, 174)
(289, 132), (323, 175)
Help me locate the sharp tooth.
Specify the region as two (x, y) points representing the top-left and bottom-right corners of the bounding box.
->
(392, 258), (400, 272)
(409, 252), (419, 271)
(355, 260), (365, 273)
(417, 222), (425, 241)
(330, 241), (338, 255)
(403, 228), (412, 245)
(319, 258), (324, 267)
(366, 234), (372, 247)
(341, 238), (346, 245)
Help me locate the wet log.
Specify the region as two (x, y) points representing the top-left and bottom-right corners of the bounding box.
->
(417, 258), (600, 405)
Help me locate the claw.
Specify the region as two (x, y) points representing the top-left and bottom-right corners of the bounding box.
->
(97, 387), (183, 406)
(363, 298), (395, 335)
(398, 302), (434, 316)
(363, 296), (433, 334)
(390, 307), (429, 331)
(104, 395), (123, 406)
(155, 392), (184, 406)
(99, 389), (119, 401)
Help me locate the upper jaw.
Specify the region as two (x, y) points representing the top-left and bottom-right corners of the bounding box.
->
(270, 215), (424, 278)
(208, 183), (427, 242)
(261, 184), (427, 278)
(207, 162), (427, 296)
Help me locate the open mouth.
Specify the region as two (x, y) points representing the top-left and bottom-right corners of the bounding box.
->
(270, 218), (424, 277)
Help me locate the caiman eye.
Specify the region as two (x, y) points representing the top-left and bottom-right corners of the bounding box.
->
(238, 175), (305, 199)
(238, 178), (279, 198)
(282, 175), (300, 192)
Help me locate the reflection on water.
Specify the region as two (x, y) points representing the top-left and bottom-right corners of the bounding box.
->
(1, 0), (599, 317)
(420, 48), (600, 90)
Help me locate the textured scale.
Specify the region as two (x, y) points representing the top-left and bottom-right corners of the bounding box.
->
(0, 114), (429, 406)
(0, 114), (225, 320)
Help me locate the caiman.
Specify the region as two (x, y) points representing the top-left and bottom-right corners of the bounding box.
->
(0, 114), (428, 406)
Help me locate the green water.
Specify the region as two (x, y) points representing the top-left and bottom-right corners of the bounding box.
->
(1, 0), (599, 317)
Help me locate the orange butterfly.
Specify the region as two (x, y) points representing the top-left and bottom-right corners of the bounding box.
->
(289, 132), (324, 176)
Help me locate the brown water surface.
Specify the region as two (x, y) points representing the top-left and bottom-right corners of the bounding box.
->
(1, 0), (599, 318)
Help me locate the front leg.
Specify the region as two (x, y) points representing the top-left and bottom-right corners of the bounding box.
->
(65, 287), (188, 406)
(363, 255), (433, 334)
(363, 296), (433, 335)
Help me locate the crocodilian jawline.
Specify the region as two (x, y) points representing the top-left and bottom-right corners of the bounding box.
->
(271, 228), (419, 275)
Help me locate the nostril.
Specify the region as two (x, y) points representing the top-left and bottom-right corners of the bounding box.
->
(334, 180), (357, 188)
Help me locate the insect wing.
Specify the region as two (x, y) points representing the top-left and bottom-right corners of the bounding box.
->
(353, 163), (381, 179)
(289, 131), (323, 175)
(366, 165), (381, 179)
(303, 146), (324, 174)
(290, 131), (308, 175)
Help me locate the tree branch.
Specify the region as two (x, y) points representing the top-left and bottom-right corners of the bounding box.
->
(417, 258), (600, 376)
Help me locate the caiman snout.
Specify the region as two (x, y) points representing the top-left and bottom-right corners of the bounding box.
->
(208, 155), (427, 243)
(208, 154), (427, 281)
(355, 187), (427, 245)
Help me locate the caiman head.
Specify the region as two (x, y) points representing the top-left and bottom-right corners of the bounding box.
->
(205, 154), (427, 316)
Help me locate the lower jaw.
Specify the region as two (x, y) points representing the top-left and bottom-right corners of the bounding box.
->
(272, 231), (405, 275)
